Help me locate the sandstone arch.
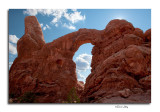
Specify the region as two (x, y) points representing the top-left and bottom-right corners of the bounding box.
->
(9, 16), (151, 103)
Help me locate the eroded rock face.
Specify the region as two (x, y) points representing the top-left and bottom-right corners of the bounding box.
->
(9, 16), (151, 103)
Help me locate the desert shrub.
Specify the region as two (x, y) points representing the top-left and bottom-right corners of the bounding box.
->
(9, 93), (15, 98)
(66, 87), (80, 103)
(18, 91), (36, 103)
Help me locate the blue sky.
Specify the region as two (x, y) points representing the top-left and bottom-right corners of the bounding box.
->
(9, 9), (151, 82)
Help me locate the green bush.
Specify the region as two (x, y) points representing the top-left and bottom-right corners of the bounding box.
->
(18, 91), (36, 103)
(9, 93), (15, 99)
(66, 87), (80, 103)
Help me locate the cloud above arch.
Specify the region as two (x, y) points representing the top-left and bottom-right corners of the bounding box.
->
(23, 9), (86, 30)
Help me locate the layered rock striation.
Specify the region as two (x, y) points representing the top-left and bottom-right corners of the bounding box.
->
(9, 16), (151, 103)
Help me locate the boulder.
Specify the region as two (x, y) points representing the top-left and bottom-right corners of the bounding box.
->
(144, 29), (151, 41)
(139, 75), (151, 89)
(119, 88), (132, 98)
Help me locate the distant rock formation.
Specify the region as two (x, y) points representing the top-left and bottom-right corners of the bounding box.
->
(9, 16), (151, 103)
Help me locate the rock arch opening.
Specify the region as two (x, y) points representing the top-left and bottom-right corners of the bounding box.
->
(73, 43), (94, 83)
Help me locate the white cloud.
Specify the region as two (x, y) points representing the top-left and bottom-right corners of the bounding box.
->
(55, 24), (58, 27)
(64, 11), (86, 24)
(77, 53), (92, 63)
(71, 9), (77, 12)
(63, 23), (76, 30)
(9, 35), (19, 55)
(76, 57), (90, 71)
(46, 24), (50, 29)
(9, 35), (19, 44)
(75, 54), (92, 81)
(23, 9), (38, 16)
(76, 70), (85, 81)
(9, 62), (13, 68)
(75, 54), (92, 71)
(41, 24), (51, 31)
(9, 43), (17, 55)
(40, 23), (43, 27)
(23, 9), (86, 29)
(43, 27), (46, 31)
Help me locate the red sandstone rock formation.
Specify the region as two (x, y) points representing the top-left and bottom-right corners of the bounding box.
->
(9, 16), (151, 103)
